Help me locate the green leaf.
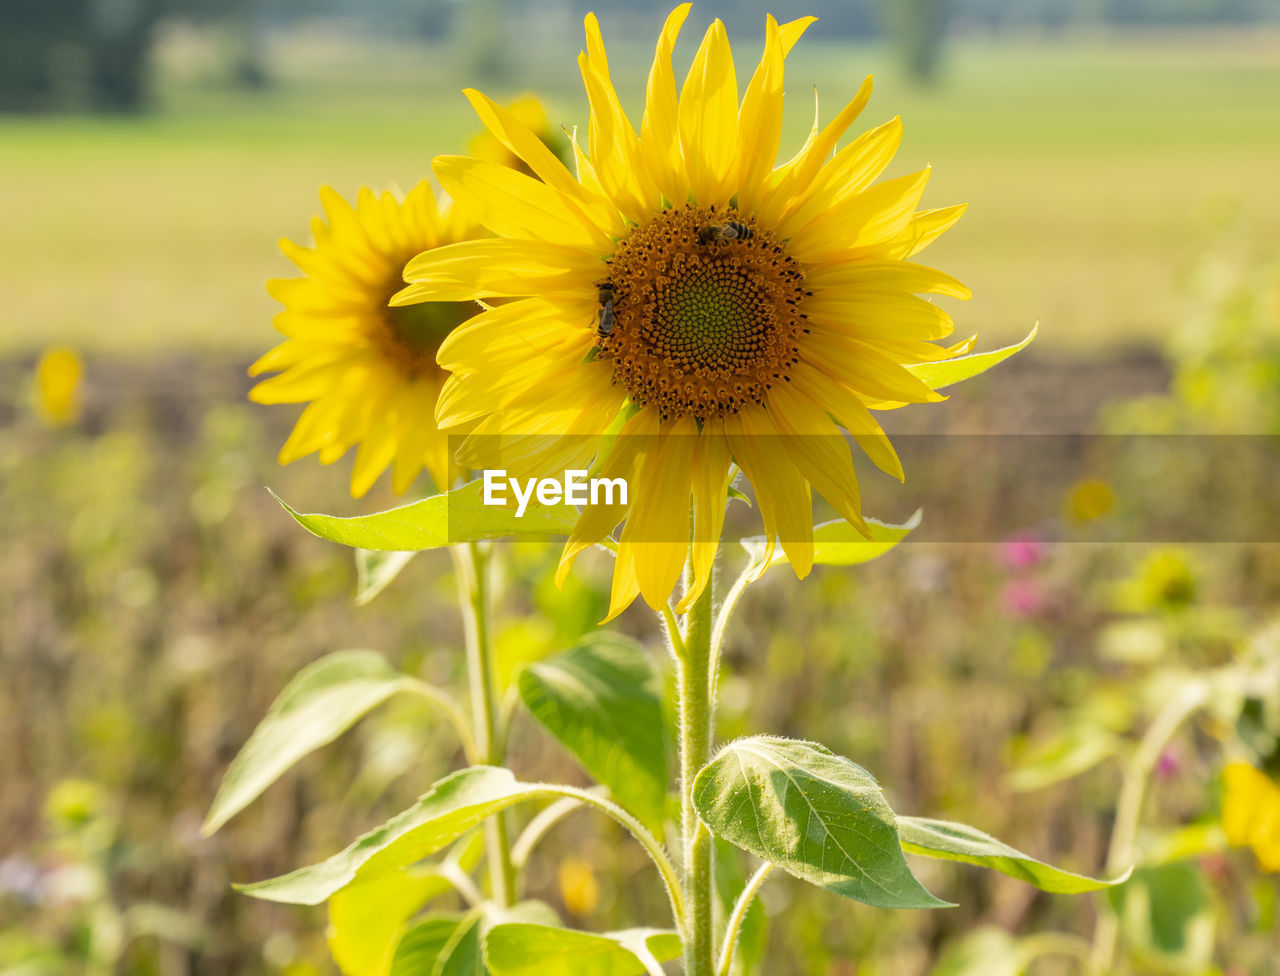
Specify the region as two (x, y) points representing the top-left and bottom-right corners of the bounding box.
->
(329, 869), (455, 976)
(742, 513), (921, 575)
(388, 913), (481, 976)
(1110, 863), (1213, 967)
(484, 924), (680, 976)
(271, 478), (578, 552)
(1007, 721), (1122, 793)
(204, 650), (430, 835)
(328, 834), (485, 976)
(518, 634), (668, 831)
(388, 902), (559, 976)
(692, 736), (948, 909)
(906, 326), (1037, 390)
(237, 767), (561, 905)
(897, 816), (1129, 893)
(355, 549), (418, 605)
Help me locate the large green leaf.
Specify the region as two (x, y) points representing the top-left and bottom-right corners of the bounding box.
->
(518, 634), (668, 831)
(272, 478), (578, 551)
(906, 326), (1037, 390)
(741, 513), (920, 575)
(328, 834), (485, 976)
(329, 869), (455, 976)
(237, 767), (559, 905)
(204, 650), (441, 835)
(897, 817), (1128, 893)
(484, 923), (680, 976)
(355, 549), (419, 605)
(1111, 863), (1213, 968)
(692, 737), (948, 909)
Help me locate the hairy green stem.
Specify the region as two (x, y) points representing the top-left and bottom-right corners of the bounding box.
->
(1090, 679), (1207, 972)
(715, 863), (773, 976)
(452, 542), (517, 908)
(678, 578), (716, 976)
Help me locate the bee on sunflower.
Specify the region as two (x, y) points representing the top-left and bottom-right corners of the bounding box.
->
(395, 5), (1028, 617)
(249, 183), (484, 498)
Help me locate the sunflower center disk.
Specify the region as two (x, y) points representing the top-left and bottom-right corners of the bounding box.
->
(599, 206), (806, 420)
(377, 281), (476, 377)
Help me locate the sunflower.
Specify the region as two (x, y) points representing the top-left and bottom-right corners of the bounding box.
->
(1223, 761), (1280, 872)
(250, 183), (484, 497)
(396, 6), (1004, 616)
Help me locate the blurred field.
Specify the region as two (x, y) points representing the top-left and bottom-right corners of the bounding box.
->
(2, 22), (1279, 356)
(4, 11), (1280, 976)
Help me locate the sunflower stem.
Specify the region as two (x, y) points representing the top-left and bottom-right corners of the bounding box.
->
(677, 571), (716, 976)
(452, 541), (517, 908)
(1090, 679), (1207, 973)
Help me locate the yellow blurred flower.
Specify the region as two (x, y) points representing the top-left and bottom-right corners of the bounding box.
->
(45, 778), (103, 828)
(399, 6), (1026, 616)
(34, 345), (83, 426)
(1065, 477), (1114, 522)
(558, 855), (600, 916)
(250, 184), (485, 497)
(469, 93), (570, 176)
(1222, 761), (1280, 872)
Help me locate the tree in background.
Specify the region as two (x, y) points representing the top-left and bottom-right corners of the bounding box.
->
(883, 0), (951, 85)
(0, 0), (278, 113)
(457, 0), (511, 83)
(0, 0), (88, 111)
(86, 0), (166, 110)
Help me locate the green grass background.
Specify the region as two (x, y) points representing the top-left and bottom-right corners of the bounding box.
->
(2, 22), (1278, 356)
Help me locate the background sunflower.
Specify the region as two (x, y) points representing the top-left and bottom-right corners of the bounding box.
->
(250, 183), (482, 497)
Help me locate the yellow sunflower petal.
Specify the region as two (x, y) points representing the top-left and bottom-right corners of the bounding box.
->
(804, 292), (955, 342)
(790, 361), (904, 481)
(677, 419), (732, 613)
(396, 239), (602, 304)
(581, 14), (654, 220)
(433, 156), (614, 255)
(789, 167), (932, 264)
(728, 408), (813, 578)
(885, 203), (969, 260)
(736, 14), (816, 214)
(678, 18), (738, 208)
(806, 334), (945, 405)
(603, 541), (643, 624)
(806, 259), (971, 300)
(437, 296), (594, 374)
(462, 89), (624, 238)
(776, 116), (904, 238)
(623, 412), (697, 609)
(766, 382), (869, 538)
(757, 74), (874, 226)
(640, 3), (692, 204)
(350, 409), (400, 498)
(391, 386), (440, 494)
(557, 407), (656, 586)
